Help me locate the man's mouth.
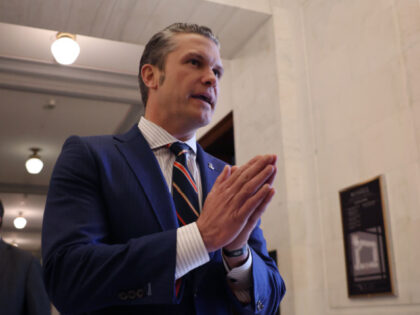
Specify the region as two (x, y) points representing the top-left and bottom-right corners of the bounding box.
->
(191, 93), (214, 106)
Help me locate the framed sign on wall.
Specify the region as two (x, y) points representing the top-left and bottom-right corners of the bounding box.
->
(339, 176), (395, 297)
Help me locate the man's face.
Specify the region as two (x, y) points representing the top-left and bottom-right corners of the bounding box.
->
(153, 33), (223, 138)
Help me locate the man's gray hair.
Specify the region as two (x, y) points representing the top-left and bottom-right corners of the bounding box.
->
(138, 23), (219, 106)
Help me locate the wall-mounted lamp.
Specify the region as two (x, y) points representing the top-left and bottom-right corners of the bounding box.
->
(13, 212), (27, 230)
(51, 32), (80, 65)
(25, 148), (44, 174)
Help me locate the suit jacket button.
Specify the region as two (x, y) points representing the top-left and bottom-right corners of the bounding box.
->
(128, 290), (136, 300)
(136, 289), (144, 298)
(118, 292), (128, 300)
(257, 300), (264, 311)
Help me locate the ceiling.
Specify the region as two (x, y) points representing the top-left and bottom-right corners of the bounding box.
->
(0, 0), (271, 254)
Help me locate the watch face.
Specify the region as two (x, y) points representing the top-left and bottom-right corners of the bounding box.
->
(223, 244), (248, 257)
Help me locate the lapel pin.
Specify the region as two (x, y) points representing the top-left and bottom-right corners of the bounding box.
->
(208, 162), (215, 170)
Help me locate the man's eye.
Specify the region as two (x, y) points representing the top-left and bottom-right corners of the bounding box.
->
(213, 69), (221, 78)
(189, 59), (200, 66)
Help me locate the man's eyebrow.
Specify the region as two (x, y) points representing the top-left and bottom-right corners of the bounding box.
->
(184, 52), (224, 73)
(184, 52), (205, 61)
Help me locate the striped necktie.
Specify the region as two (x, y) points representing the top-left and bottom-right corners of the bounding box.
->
(169, 142), (200, 226)
(169, 142), (200, 298)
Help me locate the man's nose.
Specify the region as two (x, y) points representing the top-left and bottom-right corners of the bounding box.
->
(202, 68), (217, 86)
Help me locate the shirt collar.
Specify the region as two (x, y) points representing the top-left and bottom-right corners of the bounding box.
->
(138, 117), (197, 153)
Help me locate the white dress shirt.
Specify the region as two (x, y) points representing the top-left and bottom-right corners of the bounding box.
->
(138, 117), (252, 303)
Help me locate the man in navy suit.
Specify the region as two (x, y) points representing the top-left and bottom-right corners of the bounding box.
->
(0, 200), (51, 315)
(42, 23), (285, 314)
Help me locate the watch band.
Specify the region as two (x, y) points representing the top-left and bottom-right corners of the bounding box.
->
(222, 244), (248, 257)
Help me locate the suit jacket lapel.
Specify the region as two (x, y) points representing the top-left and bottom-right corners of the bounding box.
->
(114, 125), (178, 231)
(196, 144), (223, 202)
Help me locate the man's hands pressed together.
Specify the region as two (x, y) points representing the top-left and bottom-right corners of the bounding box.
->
(196, 154), (277, 266)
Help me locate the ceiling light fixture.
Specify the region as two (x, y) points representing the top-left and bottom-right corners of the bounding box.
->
(25, 148), (44, 174)
(51, 32), (80, 65)
(43, 99), (56, 110)
(13, 212), (27, 230)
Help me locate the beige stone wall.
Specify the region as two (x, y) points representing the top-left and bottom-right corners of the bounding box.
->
(302, 0), (420, 314)
(200, 0), (420, 314)
(229, 11), (299, 315)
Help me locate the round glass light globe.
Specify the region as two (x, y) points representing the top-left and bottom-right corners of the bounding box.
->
(14, 216), (27, 229)
(25, 157), (44, 174)
(51, 36), (80, 65)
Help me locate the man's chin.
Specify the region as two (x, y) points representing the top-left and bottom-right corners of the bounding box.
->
(198, 112), (213, 128)
(185, 115), (212, 134)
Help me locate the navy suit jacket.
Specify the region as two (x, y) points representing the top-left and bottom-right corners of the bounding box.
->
(0, 239), (51, 315)
(42, 125), (285, 314)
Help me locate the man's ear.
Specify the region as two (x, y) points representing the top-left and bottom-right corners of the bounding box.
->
(141, 64), (160, 90)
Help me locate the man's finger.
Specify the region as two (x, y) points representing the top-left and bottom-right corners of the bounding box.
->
(247, 187), (275, 227)
(213, 165), (231, 187)
(224, 154), (276, 188)
(223, 156), (261, 185)
(228, 155), (273, 192)
(237, 183), (272, 220)
(222, 187), (276, 251)
(231, 164), (275, 208)
(265, 166), (277, 187)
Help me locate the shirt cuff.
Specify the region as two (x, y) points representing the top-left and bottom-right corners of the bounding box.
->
(222, 248), (253, 288)
(175, 222), (210, 279)
(222, 247), (253, 304)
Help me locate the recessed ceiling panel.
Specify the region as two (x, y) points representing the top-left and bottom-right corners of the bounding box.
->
(0, 0), (271, 59)
(0, 88), (132, 186)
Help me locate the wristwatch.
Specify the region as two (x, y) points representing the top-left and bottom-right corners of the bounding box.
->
(222, 244), (248, 257)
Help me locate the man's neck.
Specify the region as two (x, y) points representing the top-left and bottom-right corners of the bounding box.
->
(143, 113), (196, 142)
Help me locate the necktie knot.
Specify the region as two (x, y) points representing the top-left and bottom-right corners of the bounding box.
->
(169, 142), (191, 157)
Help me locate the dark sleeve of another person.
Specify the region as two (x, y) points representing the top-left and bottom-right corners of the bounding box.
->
(25, 257), (51, 315)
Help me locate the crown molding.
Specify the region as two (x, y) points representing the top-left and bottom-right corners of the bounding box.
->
(0, 56), (141, 105)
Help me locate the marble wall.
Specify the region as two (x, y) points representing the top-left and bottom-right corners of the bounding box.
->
(204, 0), (420, 314)
(302, 0), (420, 314)
(230, 13), (297, 315)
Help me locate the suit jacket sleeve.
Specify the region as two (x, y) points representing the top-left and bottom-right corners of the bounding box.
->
(26, 257), (51, 315)
(196, 147), (286, 315)
(223, 222), (285, 315)
(42, 135), (179, 313)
